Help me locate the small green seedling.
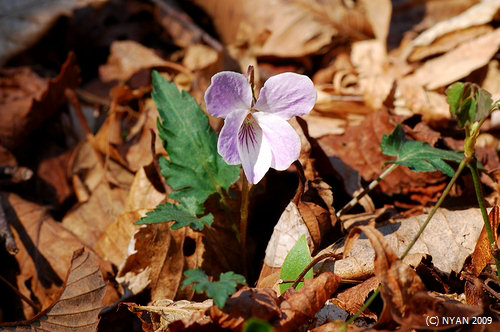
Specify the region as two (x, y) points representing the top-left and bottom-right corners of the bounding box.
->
(280, 234), (313, 294)
(182, 269), (246, 308)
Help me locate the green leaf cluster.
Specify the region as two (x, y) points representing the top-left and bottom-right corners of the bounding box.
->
(182, 269), (246, 308)
(381, 125), (463, 177)
(446, 82), (493, 128)
(280, 234), (313, 294)
(136, 71), (240, 230)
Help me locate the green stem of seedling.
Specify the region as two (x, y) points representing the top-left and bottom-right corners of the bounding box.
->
(400, 156), (469, 259)
(240, 174), (250, 277)
(468, 160), (500, 283)
(336, 163), (399, 218)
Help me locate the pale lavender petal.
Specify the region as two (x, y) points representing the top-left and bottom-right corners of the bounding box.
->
(237, 118), (272, 184)
(204, 72), (252, 118)
(254, 72), (316, 120)
(217, 109), (249, 165)
(253, 112), (300, 171)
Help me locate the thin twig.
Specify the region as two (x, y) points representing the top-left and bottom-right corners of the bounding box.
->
(336, 163), (398, 218)
(291, 253), (341, 290)
(0, 274), (40, 312)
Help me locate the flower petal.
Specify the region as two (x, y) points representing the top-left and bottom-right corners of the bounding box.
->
(237, 118), (272, 184)
(254, 72), (316, 120)
(204, 71), (252, 118)
(253, 112), (300, 170)
(218, 109), (249, 165)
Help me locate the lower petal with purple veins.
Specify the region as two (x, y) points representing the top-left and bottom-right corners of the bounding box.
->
(237, 117), (272, 184)
(253, 112), (300, 171)
(218, 109), (249, 165)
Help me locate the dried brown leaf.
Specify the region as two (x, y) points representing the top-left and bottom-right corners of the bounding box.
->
(99, 40), (170, 83)
(317, 208), (484, 279)
(410, 0), (500, 50)
(276, 272), (341, 332)
(469, 206), (500, 277)
(409, 25), (494, 62)
(117, 223), (186, 301)
(1, 248), (107, 331)
(191, 0), (371, 58)
(1, 193), (96, 318)
(125, 299), (213, 332)
(63, 182), (128, 248)
(0, 52), (80, 149)
(404, 28), (500, 90)
(210, 287), (281, 331)
(334, 276), (379, 317)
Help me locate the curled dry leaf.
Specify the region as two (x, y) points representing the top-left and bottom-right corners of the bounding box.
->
(344, 224), (425, 326)
(0, 52), (80, 150)
(170, 273), (340, 332)
(124, 299), (213, 332)
(464, 206), (500, 305)
(0, 248), (107, 332)
(117, 223), (187, 301)
(277, 272), (341, 332)
(333, 276), (379, 318)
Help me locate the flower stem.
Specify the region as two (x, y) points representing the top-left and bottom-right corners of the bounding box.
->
(336, 163), (399, 218)
(240, 174), (250, 277)
(468, 159), (500, 283)
(400, 157), (469, 259)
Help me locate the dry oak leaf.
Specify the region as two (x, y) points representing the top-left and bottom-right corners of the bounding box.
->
(316, 208), (484, 280)
(0, 52), (80, 150)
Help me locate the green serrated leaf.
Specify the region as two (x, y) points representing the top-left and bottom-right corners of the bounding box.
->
(243, 318), (275, 332)
(135, 202), (213, 230)
(182, 269), (246, 308)
(381, 125), (463, 177)
(280, 234), (313, 294)
(446, 82), (493, 128)
(137, 71), (240, 230)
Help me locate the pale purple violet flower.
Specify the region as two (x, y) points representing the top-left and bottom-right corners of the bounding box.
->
(205, 72), (316, 184)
